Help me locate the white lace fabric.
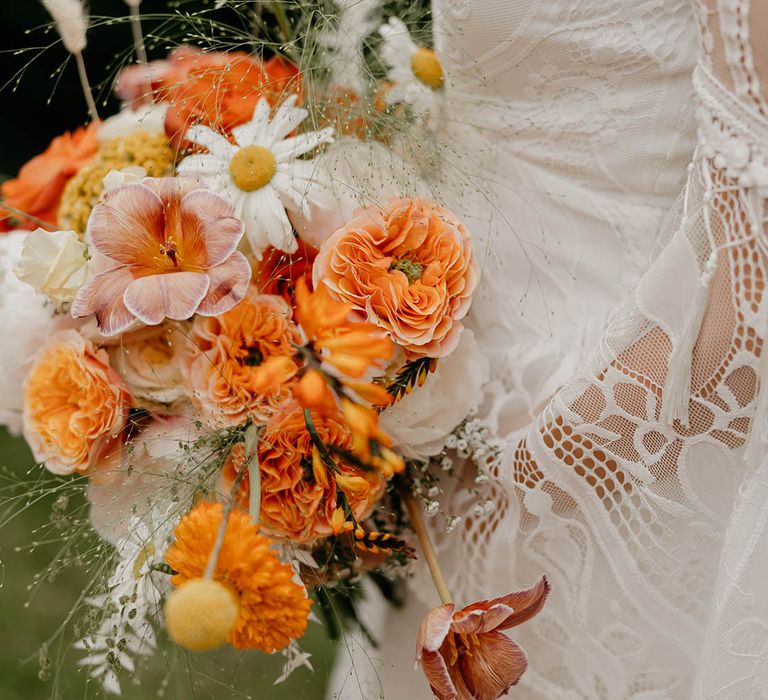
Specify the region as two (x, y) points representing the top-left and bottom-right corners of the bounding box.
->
(329, 1), (768, 698)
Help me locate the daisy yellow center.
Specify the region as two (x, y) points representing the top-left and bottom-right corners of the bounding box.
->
(411, 48), (444, 90)
(230, 145), (277, 191)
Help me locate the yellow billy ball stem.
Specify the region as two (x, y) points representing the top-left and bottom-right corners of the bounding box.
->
(411, 48), (444, 90)
(229, 145), (277, 191)
(164, 578), (238, 652)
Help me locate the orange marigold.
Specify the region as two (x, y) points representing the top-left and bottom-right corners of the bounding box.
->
(23, 329), (128, 475)
(165, 501), (311, 652)
(233, 403), (387, 543)
(0, 123), (98, 231)
(185, 291), (301, 425)
(313, 198), (478, 358)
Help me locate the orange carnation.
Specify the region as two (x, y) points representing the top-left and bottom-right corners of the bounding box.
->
(166, 501), (311, 652)
(185, 291), (301, 425)
(244, 404), (386, 543)
(313, 198), (477, 358)
(0, 123), (98, 231)
(23, 330), (128, 475)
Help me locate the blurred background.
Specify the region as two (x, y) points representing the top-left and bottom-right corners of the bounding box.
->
(0, 2), (337, 698)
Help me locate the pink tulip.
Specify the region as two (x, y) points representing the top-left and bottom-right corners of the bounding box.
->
(416, 577), (550, 700)
(72, 177), (251, 336)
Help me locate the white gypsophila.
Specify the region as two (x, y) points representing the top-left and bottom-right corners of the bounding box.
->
(98, 103), (167, 142)
(14, 228), (88, 305)
(75, 510), (174, 695)
(318, 0), (380, 91)
(177, 95), (334, 258)
(0, 233), (56, 434)
(288, 137), (430, 248)
(379, 328), (490, 460)
(378, 16), (443, 117)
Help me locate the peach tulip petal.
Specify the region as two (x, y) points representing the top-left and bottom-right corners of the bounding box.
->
(450, 604), (516, 637)
(180, 189), (245, 268)
(416, 603), (455, 654)
(457, 631), (527, 700)
(88, 184), (165, 265)
(420, 649), (458, 700)
(464, 576), (550, 631)
(124, 271), (210, 325)
(197, 252), (252, 316)
(71, 267), (136, 336)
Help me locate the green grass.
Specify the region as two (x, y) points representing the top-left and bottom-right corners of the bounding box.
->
(0, 428), (335, 700)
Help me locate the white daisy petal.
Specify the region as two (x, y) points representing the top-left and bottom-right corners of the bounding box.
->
(261, 187), (297, 252)
(231, 97), (272, 146)
(176, 153), (222, 177)
(272, 128), (335, 161)
(184, 125), (233, 159)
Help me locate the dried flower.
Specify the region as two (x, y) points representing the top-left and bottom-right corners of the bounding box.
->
(416, 577), (550, 700)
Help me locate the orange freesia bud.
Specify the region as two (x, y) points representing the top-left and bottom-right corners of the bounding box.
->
(312, 446), (328, 488)
(294, 369), (337, 415)
(372, 446), (405, 477)
(334, 473), (370, 496)
(330, 507), (346, 535)
(252, 355), (298, 394)
(347, 381), (394, 408)
(416, 577), (550, 700)
(294, 277), (352, 340)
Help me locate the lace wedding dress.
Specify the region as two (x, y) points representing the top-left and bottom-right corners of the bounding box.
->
(329, 1), (768, 698)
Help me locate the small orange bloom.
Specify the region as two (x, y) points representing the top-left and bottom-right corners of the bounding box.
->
(254, 403), (386, 543)
(294, 277), (393, 379)
(0, 123), (98, 231)
(23, 330), (128, 475)
(293, 368), (337, 416)
(166, 501), (311, 652)
(313, 198), (477, 358)
(185, 291), (301, 425)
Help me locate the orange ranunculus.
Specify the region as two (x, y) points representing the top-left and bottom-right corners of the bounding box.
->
(185, 290), (301, 425)
(313, 198), (478, 359)
(127, 47), (302, 149)
(0, 123), (98, 231)
(256, 240), (317, 304)
(23, 329), (128, 475)
(247, 403), (386, 543)
(416, 577), (550, 700)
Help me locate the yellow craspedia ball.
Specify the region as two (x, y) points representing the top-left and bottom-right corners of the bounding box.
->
(164, 578), (238, 652)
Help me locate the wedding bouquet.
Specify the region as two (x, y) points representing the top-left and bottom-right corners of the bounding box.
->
(0, 1), (548, 697)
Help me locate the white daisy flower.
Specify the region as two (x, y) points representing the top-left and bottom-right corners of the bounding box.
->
(379, 16), (445, 117)
(318, 0), (380, 91)
(177, 95), (335, 258)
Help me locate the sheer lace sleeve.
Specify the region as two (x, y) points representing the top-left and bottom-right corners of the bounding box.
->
(428, 3), (768, 697)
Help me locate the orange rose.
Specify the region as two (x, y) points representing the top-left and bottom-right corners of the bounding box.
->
(23, 330), (128, 475)
(313, 198), (477, 358)
(0, 123), (98, 231)
(223, 404), (386, 543)
(185, 291), (301, 425)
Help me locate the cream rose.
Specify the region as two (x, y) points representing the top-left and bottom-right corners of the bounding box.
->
(15, 228), (88, 305)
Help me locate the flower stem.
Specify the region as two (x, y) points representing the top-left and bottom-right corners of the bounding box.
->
(129, 2), (148, 65)
(403, 488), (453, 605)
(74, 50), (99, 123)
(204, 427), (260, 580)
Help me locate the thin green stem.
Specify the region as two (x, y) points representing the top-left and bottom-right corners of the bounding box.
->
(74, 51), (99, 123)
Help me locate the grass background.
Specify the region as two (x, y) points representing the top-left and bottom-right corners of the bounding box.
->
(0, 2), (337, 698)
